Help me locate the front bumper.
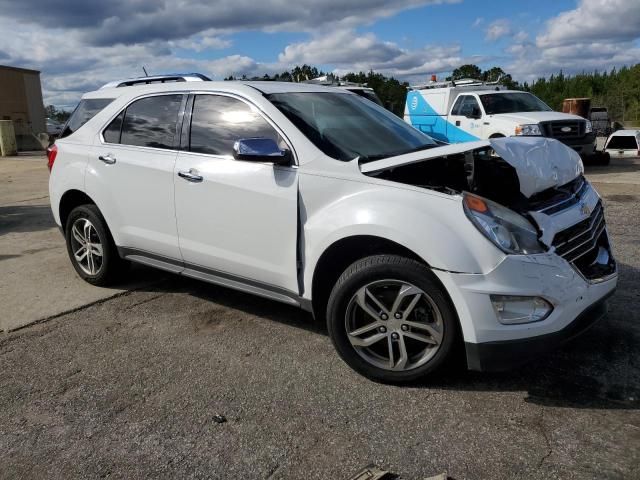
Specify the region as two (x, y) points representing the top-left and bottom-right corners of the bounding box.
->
(433, 251), (618, 371)
(465, 291), (613, 371)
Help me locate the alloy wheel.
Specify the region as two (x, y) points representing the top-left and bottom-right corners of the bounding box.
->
(345, 280), (444, 371)
(70, 218), (103, 276)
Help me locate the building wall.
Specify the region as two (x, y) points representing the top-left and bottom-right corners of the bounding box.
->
(0, 65), (46, 135)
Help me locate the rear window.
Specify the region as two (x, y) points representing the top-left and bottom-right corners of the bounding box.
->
(60, 98), (114, 138)
(606, 135), (638, 150)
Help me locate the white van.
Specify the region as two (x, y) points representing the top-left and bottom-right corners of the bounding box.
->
(604, 130), (640, 158)
(405, 79), (596, 157)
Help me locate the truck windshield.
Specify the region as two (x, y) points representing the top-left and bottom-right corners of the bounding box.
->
(479, 92), (552, 115)
(266, 92), (436, 162)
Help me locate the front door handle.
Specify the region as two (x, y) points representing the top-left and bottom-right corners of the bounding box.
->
(98, 154), (116, 164)
(178, 169), (203, 182)
(455, 120), (461, 126)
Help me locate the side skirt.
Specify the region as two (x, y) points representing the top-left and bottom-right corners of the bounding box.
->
(118, 247), (313, 312)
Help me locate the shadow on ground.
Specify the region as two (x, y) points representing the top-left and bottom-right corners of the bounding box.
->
(104, 258), (639, 412)
(0, 204), (56, 236)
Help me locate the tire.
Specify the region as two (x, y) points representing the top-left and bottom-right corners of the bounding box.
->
(326, 255), (459, 383)
(64, 204), (127, 286)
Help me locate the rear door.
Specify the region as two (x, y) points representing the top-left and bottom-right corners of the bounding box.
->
(86, 94), (185, 260)
(173, 93), (299, 292)
(605, 134), (640, 157)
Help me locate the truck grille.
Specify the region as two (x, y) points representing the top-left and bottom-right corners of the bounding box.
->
(542, 120), (584, 139)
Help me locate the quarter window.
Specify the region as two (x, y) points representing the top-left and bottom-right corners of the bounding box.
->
(118, 95), (183, 149)
(189, 95), (279, 156)
(103, 111), (124, 144)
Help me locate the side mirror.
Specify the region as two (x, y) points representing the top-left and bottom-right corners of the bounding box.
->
(468, 106), (482, 119)
(233, 138), (291, 165)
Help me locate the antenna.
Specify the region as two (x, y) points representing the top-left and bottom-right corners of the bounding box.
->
(142, 66), (149, 77)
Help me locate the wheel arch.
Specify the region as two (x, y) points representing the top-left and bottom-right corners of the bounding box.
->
(59, 189), (97, 230)
(310, 235), (431, 322)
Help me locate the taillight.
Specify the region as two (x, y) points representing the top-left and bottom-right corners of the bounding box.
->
(46, 144), (58, 172)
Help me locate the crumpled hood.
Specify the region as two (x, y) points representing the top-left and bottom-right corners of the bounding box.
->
(488, 136), (583, 197)
(360, 136), (582, 198)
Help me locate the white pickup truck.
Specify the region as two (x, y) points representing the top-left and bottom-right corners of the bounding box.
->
(404, 79), (596, 158)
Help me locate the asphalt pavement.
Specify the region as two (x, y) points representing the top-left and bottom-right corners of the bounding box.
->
(0, 152), (639, 479)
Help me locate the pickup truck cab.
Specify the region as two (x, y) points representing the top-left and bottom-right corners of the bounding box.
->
(405, 79), (596, 157)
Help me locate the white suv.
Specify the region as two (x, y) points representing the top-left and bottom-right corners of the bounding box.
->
(48, 78), (617, 382)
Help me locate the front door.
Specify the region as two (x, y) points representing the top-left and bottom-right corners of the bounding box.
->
(448, 95), (482, 143)
(174, 93), (299, 293)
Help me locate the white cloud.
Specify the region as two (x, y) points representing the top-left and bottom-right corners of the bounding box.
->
(472, 17), (484, 28)
(537, 0), (640, 48)
(485, 19), (511, 41)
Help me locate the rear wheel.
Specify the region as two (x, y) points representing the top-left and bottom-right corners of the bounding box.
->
(65, 205), (127, 286)
(326, 255), (458, 383)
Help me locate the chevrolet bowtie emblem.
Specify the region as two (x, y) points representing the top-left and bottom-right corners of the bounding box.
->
(580, 203), (591, 216)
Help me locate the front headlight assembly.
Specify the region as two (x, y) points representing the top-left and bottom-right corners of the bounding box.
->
(514, 124), (542, 136)
(463, 193), (545, 254)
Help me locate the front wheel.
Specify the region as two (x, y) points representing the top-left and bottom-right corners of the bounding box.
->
(326, 255), (459, 383)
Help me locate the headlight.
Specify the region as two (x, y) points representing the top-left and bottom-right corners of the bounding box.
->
(514, 124), (542, 136)
(463, 193), (545, 254)
(585, 120), (593, 133)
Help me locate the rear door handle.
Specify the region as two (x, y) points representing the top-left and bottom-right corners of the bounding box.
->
(98, 154), (116, 164)
(178, 169), (203, 182)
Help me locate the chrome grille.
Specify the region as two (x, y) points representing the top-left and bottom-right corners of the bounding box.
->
(543, 120), (584, 139)
(552, 201), (605, 263)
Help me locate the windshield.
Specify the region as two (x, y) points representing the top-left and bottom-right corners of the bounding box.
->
(266, 92), (436, 162)
(479, 92), (552, 115)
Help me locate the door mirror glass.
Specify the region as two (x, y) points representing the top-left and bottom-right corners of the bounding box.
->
(233, 138), (291, 165)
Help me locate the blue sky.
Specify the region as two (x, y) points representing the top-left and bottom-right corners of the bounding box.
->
(0, 0), (638, 107)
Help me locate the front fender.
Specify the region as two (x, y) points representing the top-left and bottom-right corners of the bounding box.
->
(299, 174), (505, 295)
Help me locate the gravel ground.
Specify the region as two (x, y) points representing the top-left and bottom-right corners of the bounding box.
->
(0, 158), (639, 479)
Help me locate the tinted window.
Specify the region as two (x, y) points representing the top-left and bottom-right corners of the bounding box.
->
(60, 98), (114, 138)
(120, 95), (182, 149)
(479, 92), (552, 114)
(189, 95), (279, 155)
(458, 96), (480, 117)
(103, 111), (124, 144)
(267, 92), (436, 162)
(606, 135), (638, 149)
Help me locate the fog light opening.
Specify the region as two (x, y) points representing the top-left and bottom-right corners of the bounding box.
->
(490, 295), (553, 325)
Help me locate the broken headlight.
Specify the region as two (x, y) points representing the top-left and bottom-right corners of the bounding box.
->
(463, 193), (545, 254)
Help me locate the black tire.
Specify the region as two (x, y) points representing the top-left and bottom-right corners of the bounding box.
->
(326, 255), (459, 383)
(64, 204), (128, 286)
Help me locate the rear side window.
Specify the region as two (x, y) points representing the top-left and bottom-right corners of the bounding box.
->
(189, 95), (280, 156)
(606, 135), (638, 150)
(119, 95), (183, 149)
(60, 98), (114, 138)
(103, 111), (124, 144)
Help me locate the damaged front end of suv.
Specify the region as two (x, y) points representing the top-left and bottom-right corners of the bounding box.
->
(358, 136), (617, 370)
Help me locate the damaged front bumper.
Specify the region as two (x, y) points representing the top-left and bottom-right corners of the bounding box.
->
(434, 249), (617, 371)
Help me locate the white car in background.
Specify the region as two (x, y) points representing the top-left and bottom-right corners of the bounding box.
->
(48, 74), (617, 383)
(604, 130), (640, 158)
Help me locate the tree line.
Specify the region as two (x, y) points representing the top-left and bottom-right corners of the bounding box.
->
(225, 63), (640, 122)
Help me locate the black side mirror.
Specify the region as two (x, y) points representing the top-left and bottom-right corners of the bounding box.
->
(232, 138), (291, 165)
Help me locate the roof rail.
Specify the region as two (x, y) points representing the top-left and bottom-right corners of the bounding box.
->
(99, 73), (211, 89)
(302, 76), (370, 88)
(410, 77), (502, 90)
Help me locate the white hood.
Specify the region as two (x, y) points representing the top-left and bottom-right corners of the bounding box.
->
(489, 111), (586, 124)
(360, 136), (583, 198)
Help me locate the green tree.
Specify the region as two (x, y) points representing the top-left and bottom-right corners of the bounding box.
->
(450, 64), (482, 80)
